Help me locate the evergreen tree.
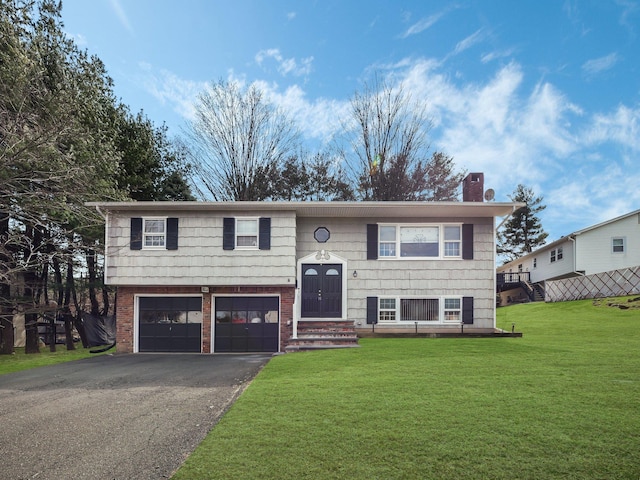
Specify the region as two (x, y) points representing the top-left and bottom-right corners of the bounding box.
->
(498, 184), (549, 262)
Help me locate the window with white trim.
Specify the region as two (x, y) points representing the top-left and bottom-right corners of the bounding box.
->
(143, 218), (166, 248)
(378, 297), (462, 323)
(444, 298), (461, 321)
(612, 237), (625, 253)
(236, 218), (258, 248)
(557, 247), (563, 260)
(378, 224), (462, 259)
(379, 298), (396, 322)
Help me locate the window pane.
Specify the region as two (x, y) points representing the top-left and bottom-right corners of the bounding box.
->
(400, 299), (439, 321)
(144, 219), (165, 233)
(237, 219), (257, 234)
(380, 226), (396, 241)
(144, 235), (165, 247)
(400, 227), (438, 257)
(444, 243), (460, 256)
(444, 226), (460, 240)
(444, 298), (460, 309)
(379, 243), (396, 257)
(237, 235), (257, 247)
(380, 298), (396, 309)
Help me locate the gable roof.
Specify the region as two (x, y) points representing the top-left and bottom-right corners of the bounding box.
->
(87, 200), (524, 219)
(498, 207), (640, 269)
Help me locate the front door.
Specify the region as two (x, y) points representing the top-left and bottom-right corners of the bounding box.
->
(301, 264), (342, 318)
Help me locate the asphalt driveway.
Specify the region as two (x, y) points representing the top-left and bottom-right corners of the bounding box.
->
(0, 353), (271, 479)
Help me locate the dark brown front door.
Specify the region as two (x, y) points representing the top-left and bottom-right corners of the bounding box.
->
(301, 264), (342, 318)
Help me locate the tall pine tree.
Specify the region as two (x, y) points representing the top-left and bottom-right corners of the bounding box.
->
(498, 184), (548, 263)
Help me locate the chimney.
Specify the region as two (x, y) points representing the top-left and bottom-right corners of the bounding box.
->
(462, 173), (484, 202)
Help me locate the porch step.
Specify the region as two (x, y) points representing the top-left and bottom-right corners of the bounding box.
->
(285, 321), (360, 352)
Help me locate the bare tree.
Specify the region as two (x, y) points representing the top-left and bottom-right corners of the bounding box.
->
(187, 80), (300, 200)
(345, 75), (464, 201)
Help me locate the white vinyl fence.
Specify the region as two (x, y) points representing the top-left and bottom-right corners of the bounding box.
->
(545, 265), (640, 302)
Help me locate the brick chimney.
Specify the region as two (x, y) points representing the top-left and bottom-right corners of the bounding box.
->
(462, 173), (484, 202)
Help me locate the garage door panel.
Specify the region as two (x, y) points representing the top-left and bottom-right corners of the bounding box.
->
(214, 296), (279, 353)
(138, 296), (202, 353)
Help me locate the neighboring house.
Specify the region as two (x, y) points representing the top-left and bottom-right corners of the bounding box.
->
(89, 173), (523, 354)
(497, 208), (640, 302)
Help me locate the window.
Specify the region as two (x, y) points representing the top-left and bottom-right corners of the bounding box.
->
(557, 247), (563, 260)
(550, 249), (556, 263)
(378, 224), (461, 259)
(378, 297), (462, 323)
(143, 218), (166, 248)
(444, 226), (461, 257)
(379, 298), (396, 322)
(224, 217), (270, 250)
(612, 237), (625, 253)
(401, 298), (439, 321)
(533, 258), (537, 268)
(236, 218), (258, 248)
(379, 226), (397, 257)
(444, 298), (461, 321)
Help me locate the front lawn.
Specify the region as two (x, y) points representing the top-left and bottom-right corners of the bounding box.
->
(0, 346), (109, 375)
(173, 298), (640, 479)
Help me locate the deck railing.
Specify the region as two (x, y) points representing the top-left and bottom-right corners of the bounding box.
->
(496, 271), (530, 289)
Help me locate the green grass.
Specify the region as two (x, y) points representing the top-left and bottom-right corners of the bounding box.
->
(0, 346), (109, 375)
(173, 298), (640, 480)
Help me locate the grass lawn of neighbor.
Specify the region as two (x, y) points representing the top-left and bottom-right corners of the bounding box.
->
(173, 297), (640, 479)
(0, 346), (109, 375)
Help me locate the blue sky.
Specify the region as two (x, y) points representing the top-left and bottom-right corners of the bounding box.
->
(60, 0), (640, 243)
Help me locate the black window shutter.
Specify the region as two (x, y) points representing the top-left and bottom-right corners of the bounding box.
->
(130, 217), (142, 250)
(462, 296), (474, 324)
(462, 224), (474, 260)
(166, 217), (179, 250)
(366, 224), (378, 260)
(259, 217), (271, 250)
(366, 296), (378, 324)
(223, 217), (235, 250)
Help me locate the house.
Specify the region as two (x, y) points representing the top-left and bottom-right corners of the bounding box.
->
(497, 208), (640, 302)
(88, 173), (523, 354)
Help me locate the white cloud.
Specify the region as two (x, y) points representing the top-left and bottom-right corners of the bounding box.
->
(138, 63), (206, 121)
(452, 28), (487, 56)
(582, 52), (620, 75)
(108, 0), (133, 35)
(584, 104), (640, 151)
(401, 13), (444, 38)
(255, 49), (314, 77)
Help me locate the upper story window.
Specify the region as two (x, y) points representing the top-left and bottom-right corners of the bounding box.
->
(612, 237), (625, 253)
(550, 247), (564, 263)
(533, 258), (537, 268)
(143, 218), (166, 248)
(378, 224), (462, 259)
(557, 247), (563, 260)
(236, 218), (258, 248)
(223, 217), (271, 251)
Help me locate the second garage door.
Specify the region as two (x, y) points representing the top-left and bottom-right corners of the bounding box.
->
(214, 296), (279, 353)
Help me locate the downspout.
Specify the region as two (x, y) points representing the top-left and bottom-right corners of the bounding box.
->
(94, 206), (109, 285)
(569, 235), (583, 277)
(494, 204), (519, 330)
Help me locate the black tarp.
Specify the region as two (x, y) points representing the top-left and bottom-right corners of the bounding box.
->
(82, 313), (116, 347)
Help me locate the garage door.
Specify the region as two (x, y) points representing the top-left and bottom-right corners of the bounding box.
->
(138, 297), (202, 352)
(214, 296), (279, 353)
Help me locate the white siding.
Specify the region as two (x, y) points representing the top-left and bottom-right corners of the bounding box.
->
(106, 210), (297, 286)
(530, 239), (575, 282)
(296, 216), (496, 329)
(576, 213), (640, 275)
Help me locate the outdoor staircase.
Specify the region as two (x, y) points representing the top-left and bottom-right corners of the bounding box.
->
(285, 320), (360, 352)
(522, 280), (545, 302)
